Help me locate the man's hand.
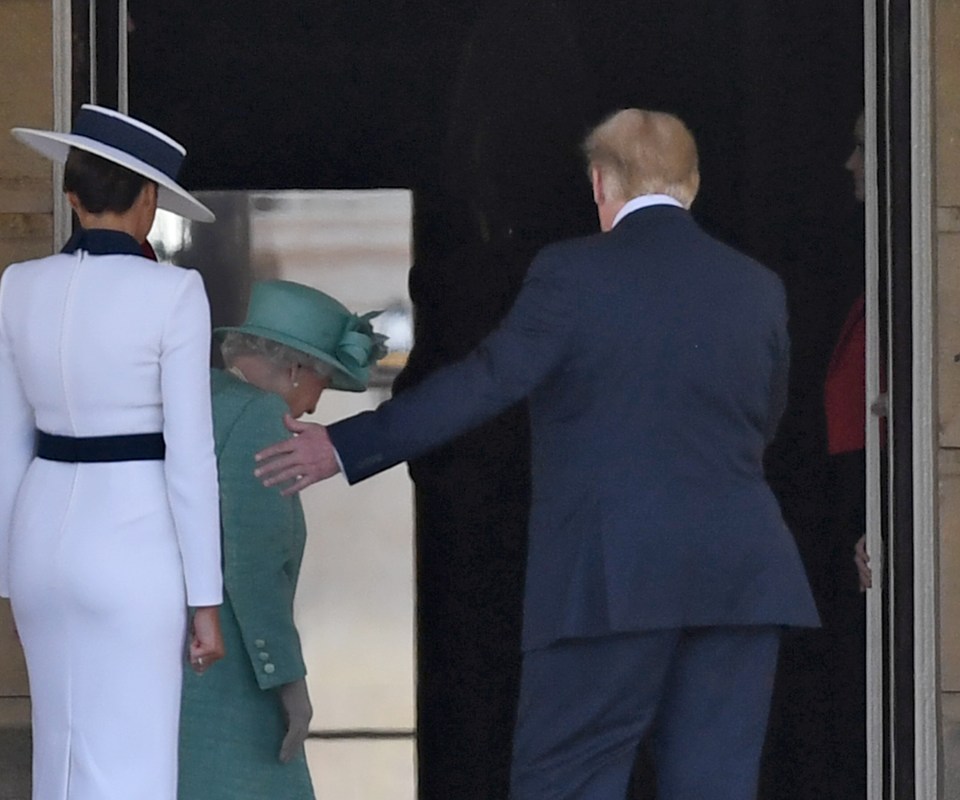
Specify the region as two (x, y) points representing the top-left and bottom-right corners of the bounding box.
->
(277, 678), (313, 763)
(854, 535), (872, 592)
(255, 414), (341, 496)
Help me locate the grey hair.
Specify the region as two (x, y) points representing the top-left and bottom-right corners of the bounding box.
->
(220, 331), (335, 379)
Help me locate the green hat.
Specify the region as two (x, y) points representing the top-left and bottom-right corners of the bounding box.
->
(215, 280), (386, 392)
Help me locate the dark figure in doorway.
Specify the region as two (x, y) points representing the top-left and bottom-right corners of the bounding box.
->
(760, 112), (869, 800)
(255, 108), (820, 800)
(380, 5), (599, 798)
(819, 111), (871, 800)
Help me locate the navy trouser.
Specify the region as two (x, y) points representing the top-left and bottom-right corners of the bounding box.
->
(510, 626), (780, 800)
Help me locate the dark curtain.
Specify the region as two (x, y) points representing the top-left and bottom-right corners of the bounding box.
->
(394, 4), (595, 797)
(127, 1), (864, 797)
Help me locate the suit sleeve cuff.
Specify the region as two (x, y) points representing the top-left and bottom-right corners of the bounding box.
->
(247, 635), (307, 690)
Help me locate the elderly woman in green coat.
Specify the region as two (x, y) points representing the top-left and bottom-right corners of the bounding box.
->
(178, 279), (385, 800)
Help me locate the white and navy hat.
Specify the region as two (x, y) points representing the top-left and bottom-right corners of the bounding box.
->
(11, 104), (214, 223)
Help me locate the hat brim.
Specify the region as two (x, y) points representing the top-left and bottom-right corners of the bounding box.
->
(11, 127), (215, 223)
(214, 324), (370, 392)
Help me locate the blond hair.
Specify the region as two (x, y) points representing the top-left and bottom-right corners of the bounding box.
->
(583, 109), (700, 208)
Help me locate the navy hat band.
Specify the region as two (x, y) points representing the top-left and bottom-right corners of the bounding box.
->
(72, 107), (184, 179)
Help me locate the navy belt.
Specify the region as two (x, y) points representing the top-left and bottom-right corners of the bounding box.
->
(36, 431), (165, 463)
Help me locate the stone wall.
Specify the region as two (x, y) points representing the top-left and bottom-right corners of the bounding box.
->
(0, 0), (53, 731)
(938, 0), (960, 794)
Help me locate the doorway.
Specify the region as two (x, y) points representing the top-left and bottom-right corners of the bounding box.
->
(52, 1), (936, 798)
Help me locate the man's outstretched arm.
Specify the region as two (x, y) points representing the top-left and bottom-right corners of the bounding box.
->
(257, 245), (579, 493)
(255, 415), (341, 495)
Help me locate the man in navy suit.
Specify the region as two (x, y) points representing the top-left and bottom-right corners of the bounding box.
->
(256, 108), (818, 799)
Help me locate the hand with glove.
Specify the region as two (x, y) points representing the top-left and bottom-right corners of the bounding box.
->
(277, 678), (313, 763)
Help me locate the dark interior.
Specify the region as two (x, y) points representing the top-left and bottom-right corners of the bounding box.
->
(110, 1), (866, 797)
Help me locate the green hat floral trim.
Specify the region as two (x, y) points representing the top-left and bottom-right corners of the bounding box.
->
(338, 311), (389, 370)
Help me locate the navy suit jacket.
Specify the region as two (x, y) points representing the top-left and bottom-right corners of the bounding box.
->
(329, 205), (819, 651)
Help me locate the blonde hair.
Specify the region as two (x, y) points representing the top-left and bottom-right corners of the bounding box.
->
(583, 109), (700, 208)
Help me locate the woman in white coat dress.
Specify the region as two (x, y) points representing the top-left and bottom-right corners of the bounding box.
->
(0, 105), (225, 800)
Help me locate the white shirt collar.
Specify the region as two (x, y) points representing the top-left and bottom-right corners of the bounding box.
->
(612, 194), (685, 228)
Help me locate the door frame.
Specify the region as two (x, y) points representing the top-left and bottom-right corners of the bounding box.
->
(51, 0), (131, 246)
(51, 0), (943, 794)
(53, 0), (71, 246)
(904, 0), (939, 795)
(864, 0), (939, 796)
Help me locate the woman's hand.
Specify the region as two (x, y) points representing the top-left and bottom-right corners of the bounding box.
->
(188, 605), (225, 674)
(277, 678), (313, 763)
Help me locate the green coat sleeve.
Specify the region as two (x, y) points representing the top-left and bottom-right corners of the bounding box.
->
(217, 391), (308, 691)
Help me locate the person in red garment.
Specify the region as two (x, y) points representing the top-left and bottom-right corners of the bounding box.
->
(820, 110), (875, 800)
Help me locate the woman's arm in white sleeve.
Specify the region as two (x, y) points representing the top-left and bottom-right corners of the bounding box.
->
(160, 270), (222, 607)
(0, 270), (35, 598)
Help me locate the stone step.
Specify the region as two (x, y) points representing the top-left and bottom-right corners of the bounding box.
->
(0, 727), (31, 800)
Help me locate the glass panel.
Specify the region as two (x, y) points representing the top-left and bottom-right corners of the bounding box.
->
(241, 191), (416, 732)
(149, 188), (416, 735)
(297, 388), (415, 730)
(304, 739), (415, 800)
